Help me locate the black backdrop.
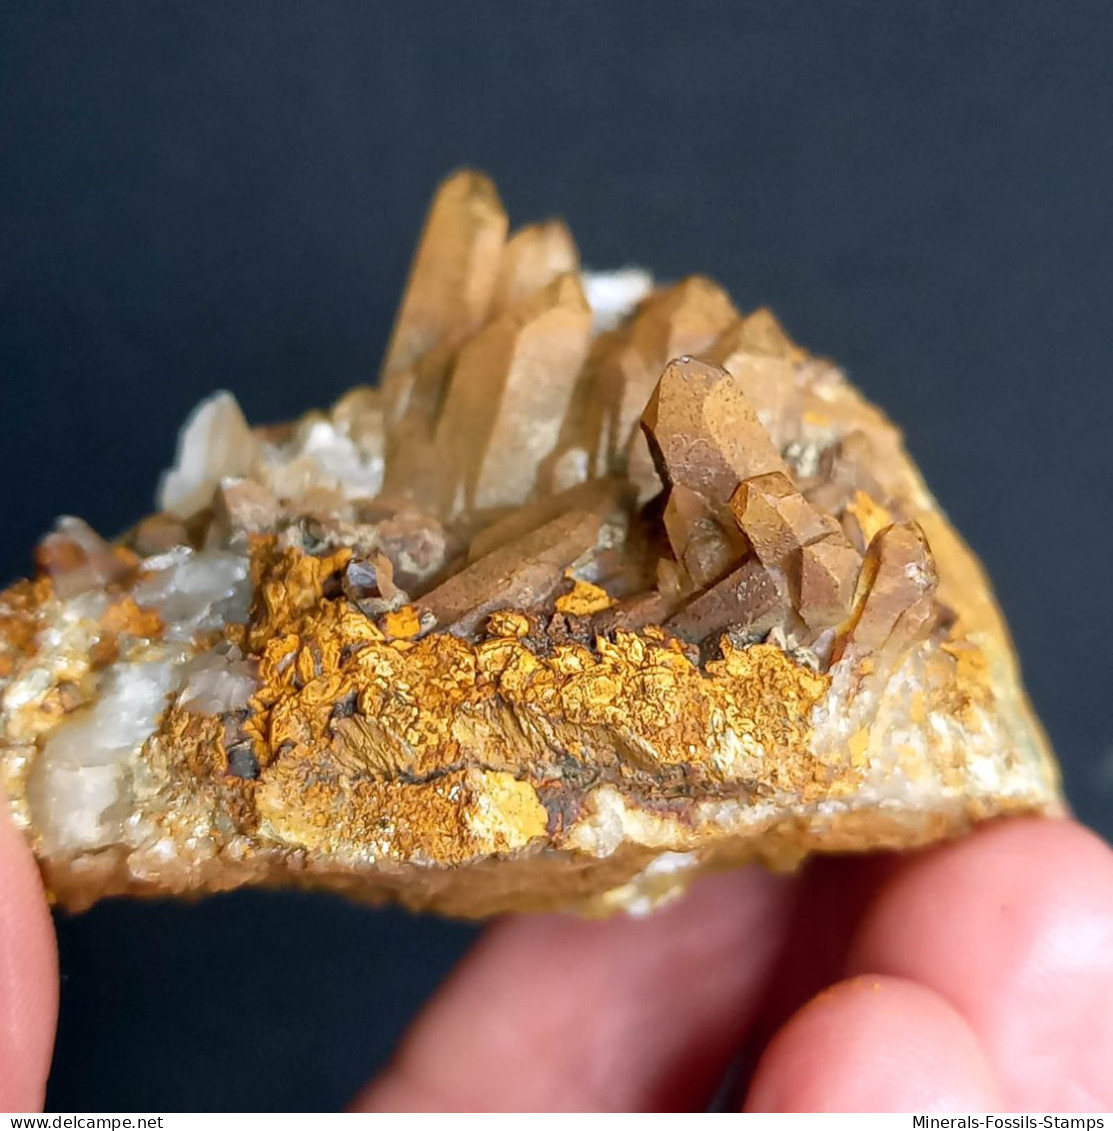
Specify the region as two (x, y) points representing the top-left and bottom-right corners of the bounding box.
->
(1, 1), (1111, 1112)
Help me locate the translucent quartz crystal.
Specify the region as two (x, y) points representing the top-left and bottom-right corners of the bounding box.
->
(178, 648), (257, 715)
(0, 171), (1060, 917)
(132, 548), (252, 638)
(158, 392), (258, 519)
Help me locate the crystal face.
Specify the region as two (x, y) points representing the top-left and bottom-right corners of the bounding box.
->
(0, 171), (1060, 917)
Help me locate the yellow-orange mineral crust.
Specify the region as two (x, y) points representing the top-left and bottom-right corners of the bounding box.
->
(0, 169), (1060, 917)
(228, 538), (830, 824)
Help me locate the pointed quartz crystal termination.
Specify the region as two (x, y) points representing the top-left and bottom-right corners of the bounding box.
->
(380, 170), (509, 428)
(641, 357), (786, 504)
(435, 273), (593, 515)
(730, 471), (862, 629)
(490, 219), (580, 315)
(0, 170), (1060, 918)
(548, 277), (738, 499)
(158, 392), (260, 519)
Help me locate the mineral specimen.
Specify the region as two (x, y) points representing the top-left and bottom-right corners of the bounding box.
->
(0, 171), (1060, 917)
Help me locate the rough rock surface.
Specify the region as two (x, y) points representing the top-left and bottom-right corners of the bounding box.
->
(0, 171), (1060, 917)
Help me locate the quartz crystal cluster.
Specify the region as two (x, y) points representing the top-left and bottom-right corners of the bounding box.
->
(0, 172), (1060, 915)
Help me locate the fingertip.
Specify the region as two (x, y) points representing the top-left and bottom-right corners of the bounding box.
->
(744, 975), (1001, 1113)
(848, 817), (1113, 1111)
(0, 804), (58, 1109)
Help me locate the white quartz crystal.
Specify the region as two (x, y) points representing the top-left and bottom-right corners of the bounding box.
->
(0, 591), (107, 722)
(259, 416), (385, 502)
(178, 647), (256, 714)
(582, 268), (654, 332)
(30, 658), (186, 853)
(158, 391), (259, 519)
(20, 530), (259, 853)
(133, 547), (252, 639)
(43, 517), (123, 598)
(42, 660), (180, 769)
(30, 761), (127, 855)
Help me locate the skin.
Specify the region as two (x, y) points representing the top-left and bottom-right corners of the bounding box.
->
(4, 817), (1113, 1111)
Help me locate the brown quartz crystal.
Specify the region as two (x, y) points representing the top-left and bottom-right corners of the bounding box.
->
(0, 171), (1060, 917)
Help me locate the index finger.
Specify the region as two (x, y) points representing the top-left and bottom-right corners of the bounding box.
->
(353, 865), (798, 1112)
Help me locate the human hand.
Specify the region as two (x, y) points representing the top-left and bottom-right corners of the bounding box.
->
(4, 816), (1112, 1112)
(354, 818), (1113, 1112)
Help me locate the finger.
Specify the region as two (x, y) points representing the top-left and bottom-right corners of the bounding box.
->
(0, 805), (58, 1110)
(749, 853), (901, 1021)
(744, 975), (1001, 1112)
(354, 865), (798, 1112)
(847, 817), (1113, 1111)
(727, 853), (901, 1096)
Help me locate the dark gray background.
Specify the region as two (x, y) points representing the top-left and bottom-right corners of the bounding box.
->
(1, 0), (1110, 1112)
